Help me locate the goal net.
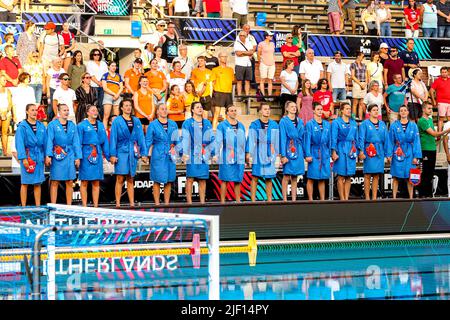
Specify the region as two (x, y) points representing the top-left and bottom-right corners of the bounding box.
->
(0, 204), (219, 300)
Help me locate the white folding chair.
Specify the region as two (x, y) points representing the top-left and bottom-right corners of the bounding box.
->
(427, 65), (442, 86)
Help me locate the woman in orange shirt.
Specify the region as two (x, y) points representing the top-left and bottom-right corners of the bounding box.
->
(133, 75), (154, 133)
(166, 84), (185, 128)
(144, 58), (168, 106)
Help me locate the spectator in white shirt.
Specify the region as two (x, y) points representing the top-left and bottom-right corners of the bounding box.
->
(53, 73), (77, 123)
(230, 0), (248, 28)
(173, 0), (190, 16)
(172, 44), (195, 80)
(46, 57), (65, 119)
(234, 31), (254, 100)
(86, 48), (108, 111)
(299, 49), (324, 90)
(327, 51), (350, 103)
(38, 22), (65, 70)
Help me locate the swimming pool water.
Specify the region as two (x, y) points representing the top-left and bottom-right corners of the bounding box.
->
(2, 243), (450, 300)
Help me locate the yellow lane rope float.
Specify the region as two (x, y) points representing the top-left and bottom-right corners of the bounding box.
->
(0, 232), (258, 266)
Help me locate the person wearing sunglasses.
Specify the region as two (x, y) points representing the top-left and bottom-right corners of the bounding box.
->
(75, 72), (98, 123)
(383, 47), (405, 91)
(53, 73), (77, 123)
(205, 44), (219, 70)
(86, 49), (108, 112)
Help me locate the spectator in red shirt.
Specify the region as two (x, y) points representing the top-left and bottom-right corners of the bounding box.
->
(404, 0), (421, 38)
(430, 67), (450, 132)
(59, 22), (76, 72)
(383, 46), (405, 89)
(0, 45), (22, 87)
(313, 78), (334, 120)
(203, 0), (222, 17)
(280, 34), (300, 74)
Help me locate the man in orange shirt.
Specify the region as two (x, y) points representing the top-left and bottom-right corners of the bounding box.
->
(190, 55), (214, 119)
(123, 58), (144, 99)
(211, 51), (234, 130)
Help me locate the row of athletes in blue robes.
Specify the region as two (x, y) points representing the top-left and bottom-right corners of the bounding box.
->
(15, 114), (422, 192)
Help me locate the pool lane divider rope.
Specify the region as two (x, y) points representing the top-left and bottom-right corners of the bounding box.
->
(0, 232), (259, 267)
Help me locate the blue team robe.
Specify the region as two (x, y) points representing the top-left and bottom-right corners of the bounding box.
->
(216, 119), (246, 182)
(279, 116), (305, 176)
(389, 120), (422, 179)
(46, 119), (82, 181)
(246, 119), (279, 179)
(331, 117), (359, 177)
(181, 118), (215, 179)
(358, 119), (390, 174)
(15, 120), (46, 185)
(109, 115), (147, 177)
(304, 119), (332, 180)
(77, 119), (110, 181)
(145, 119), (180, 184)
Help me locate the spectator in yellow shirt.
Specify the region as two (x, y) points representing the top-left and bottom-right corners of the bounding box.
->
(184, 80), (200, 119)
(211, 51), (234, 130)
(190, 55), (214, 119)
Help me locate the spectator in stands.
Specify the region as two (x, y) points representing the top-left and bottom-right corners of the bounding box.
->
(167, 60), (186, 93)
(230, 0), (248, 28)
(417, 101), (450, 198)
(154, 46), (169, 75)
(437, 0), (450, 38)
(86, 48), (108, 112)
(203, 0), (222, 17)
(0, 75), (12, 156)
(430, 67), (450, 133)
(257, 30), (275, 101)
(205, 44), (219, 70)
(383, 47), (405, 89)
(101, 61), (124, 128)
(280, 60), (299, 115)
(350, 51), (367, 120)
(173, 44), (194, 80)
(173, 0), (190, 16)
(152, 0), (166, 18)
(184, 80), (199, 116)
(67, 50), (86, 91)
(23, 51), (44, 105)
(59, 22), (76, 71)
(166, 84), (186, 127)
(421, 0), (438, 38)
(404, 0), (421, 38)
(341, 0), (357, 34)
(378, 43), (389, 66)
(0, 33), (15, 56)
(0, 44), (22, 87)
(297, 79), (314, 124)
(327, 50), (350, 104)
(145, 58), (168, 106)
(211, 51), (234, 130)
(361, 1), (380, 35)
(0, 0), (18, 22)
(291, 25), (306, 64)
(363, 81), (383, 120)
(234, 31), (254, 101)
(313, 78), (334, 121)
(242, 24), (258, 87)
(144, 20), (165, 54)
(300, 48), (324, 91)
(384, 74), (407, 124)
(377, 1), (392, 36)
(408, 67), (428, 122)
(133, 76), (154, 132)
(366, 51), (384, 91)
(38, 22), (65, 70)
(10, 72), (34, 123)
(191, 56), (214, 118)
(123, 58), (144, 99)
(53, 73), (77, 123)
(399, 39), (419, 80)
(281, 33), (301, 76)
(142, 43), (153, 73)
(193, 0), (203, 16)
(161, 21), (179, 64)
(16, 21), (37, 67)
(327, 0), (343, 36)
(75, 72), (98, 123)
